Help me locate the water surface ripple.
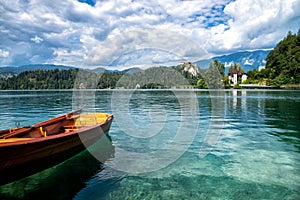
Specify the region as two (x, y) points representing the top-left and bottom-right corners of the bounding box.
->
(0, 89), (299, 200)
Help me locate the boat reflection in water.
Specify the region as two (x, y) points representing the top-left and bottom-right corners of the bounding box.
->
(0, 134), (115, 200)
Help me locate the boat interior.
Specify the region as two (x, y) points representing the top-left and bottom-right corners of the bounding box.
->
(0, 112), (111, 142)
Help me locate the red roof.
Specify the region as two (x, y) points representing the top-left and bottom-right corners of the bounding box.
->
(228, 70), (246, 76)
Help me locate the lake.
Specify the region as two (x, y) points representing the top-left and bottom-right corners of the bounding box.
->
(0, 89), (299, 199)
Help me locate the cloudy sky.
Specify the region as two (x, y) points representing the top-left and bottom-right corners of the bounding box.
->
(0, 0), (299, 69)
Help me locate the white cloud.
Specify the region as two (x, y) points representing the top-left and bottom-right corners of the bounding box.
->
(106, 48), (183, 69)
(83, 28), (207, 67)
(0, 0), (299, 67)
(51, 48), (87, 66)
(0, 49), (9, 58)
(0, 49), (10, 65)
(30, 35), (43, 43)
(208, 0), (300, 53)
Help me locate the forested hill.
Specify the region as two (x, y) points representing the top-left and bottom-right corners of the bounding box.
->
(244, 29), (300, 87)
(0, 69), (121, 90)
(265, 29), (300, 85)
(0, 69), (79, 90)
(0, 64), (207, 89)
(0, 64), (74, 74)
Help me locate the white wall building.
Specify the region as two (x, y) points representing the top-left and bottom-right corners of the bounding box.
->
(258, 65), (265, 71)
(241, 74), (248, 83)
(228, 71), (247, 85)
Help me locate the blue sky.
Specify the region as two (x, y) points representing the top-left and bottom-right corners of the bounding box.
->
(0, 0), (299, 69)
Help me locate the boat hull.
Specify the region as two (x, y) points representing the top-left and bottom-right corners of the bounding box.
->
(0, 114), (113, 185)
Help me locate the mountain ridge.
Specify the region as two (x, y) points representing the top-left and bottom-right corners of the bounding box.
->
(195, 50), (270, 72)
(0, 64), (76, 74)
(0, 50), (271, 74)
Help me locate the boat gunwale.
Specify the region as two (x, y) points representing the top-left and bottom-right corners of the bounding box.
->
(0, 114), (113, 147)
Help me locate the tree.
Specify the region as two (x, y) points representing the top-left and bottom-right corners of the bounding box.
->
(196, 79), (207, 89)
(205, 59), (224, 89)
(265, 29), (300, 85)
(222, 76), (231, 89)
(213, 59), (225, 77)
(228, 63), (243, 73)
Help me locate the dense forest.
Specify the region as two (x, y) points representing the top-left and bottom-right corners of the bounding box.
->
(0, 60), (228, 89)
(266, 29), (300, 85)
(0, 69), (78, 90)
(246, 29), (300, 86)
(0, 69), (123, 90)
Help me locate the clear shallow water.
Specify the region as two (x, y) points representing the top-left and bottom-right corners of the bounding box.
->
(0, 89), (299, 199)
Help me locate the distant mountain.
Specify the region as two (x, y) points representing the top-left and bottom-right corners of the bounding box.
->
(0, 64), (144, 76)
(121, 67), (143, 74)
(89, 67), (143, 74)
(0, 50), (270, 75)
(89, 67), (107, 74)
(195, 50), (270, 72)
(104, 67), (143, 74)
(0, 64), (76, 74)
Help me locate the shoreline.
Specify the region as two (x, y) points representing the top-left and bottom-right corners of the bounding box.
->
(0, 87), (300, 92)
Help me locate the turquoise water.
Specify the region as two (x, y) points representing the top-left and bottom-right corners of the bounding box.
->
(0, 90), (299, 199)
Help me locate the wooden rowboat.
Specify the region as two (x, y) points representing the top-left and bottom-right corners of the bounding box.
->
(0, 110), (114, 185)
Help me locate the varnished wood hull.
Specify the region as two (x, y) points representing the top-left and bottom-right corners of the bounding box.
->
(0, 113), (113, 185)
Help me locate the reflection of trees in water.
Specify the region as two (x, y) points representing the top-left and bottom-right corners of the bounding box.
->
(0, 134), (115, 200)
(262, 92), (300, 150)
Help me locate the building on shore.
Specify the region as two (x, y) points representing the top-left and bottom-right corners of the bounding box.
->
(258, 65), (266, 71)
(228, 70), (247, 85)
